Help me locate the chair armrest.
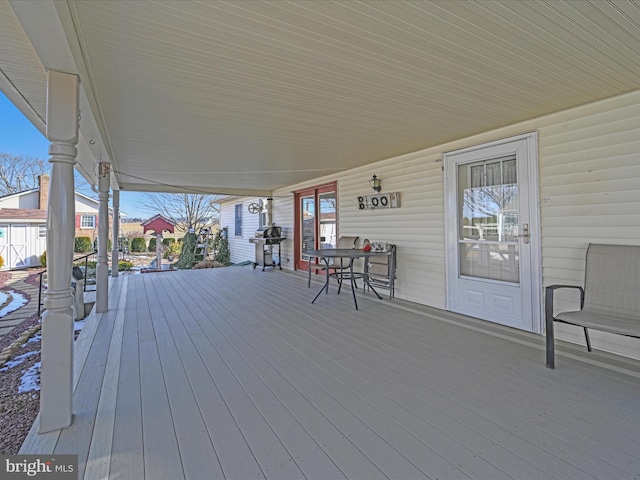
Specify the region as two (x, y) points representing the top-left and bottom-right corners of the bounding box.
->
(545, 284), (584, 369)
(545, 284), (585, 315)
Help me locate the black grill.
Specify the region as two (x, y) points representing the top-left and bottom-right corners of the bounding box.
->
(263, 226), (283, 245)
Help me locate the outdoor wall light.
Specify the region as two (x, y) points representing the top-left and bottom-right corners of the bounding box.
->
(369, 174), (382, 193)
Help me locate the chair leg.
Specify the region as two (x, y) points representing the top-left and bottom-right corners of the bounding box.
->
(546, 320), (555, 369)
(545, 291), (555, 369)
(583, 327), (592, 352)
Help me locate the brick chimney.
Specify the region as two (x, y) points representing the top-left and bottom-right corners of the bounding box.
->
(38, 174), (49, 209)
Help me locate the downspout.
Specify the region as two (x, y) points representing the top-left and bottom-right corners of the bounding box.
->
(266, 197), (273, 226)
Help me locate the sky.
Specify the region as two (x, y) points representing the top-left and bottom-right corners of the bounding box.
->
(0, 91), (146, 218)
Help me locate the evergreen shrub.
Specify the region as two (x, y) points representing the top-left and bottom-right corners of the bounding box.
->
(214, 227), (231, 265)
(173, 232), (197, 269)
(130, 237), (147, 252)
(118, 260), (133, 271)
(74, 236), (92, 253)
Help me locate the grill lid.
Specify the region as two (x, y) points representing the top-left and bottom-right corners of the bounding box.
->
(264, 226), (282, 238)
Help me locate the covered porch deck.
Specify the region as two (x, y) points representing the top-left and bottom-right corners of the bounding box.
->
(21, 266), (640, 479)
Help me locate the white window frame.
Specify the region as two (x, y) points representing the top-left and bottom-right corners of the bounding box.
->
(234, 204), (243, 237)
(81, 214), (96, 228)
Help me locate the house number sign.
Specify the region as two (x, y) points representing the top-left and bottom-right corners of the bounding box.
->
(357, 192), (401, 210)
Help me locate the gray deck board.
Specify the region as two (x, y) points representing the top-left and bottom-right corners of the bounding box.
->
(253, 306), (554, 479)
(144, 276), (225, 480)
(20, 266), (640, 480)
(153, 280), (266, 480)
(252, 280), (584, 480)
(110, 281), (145, 479)
(276, 288), (636, 479)
(136, 277), (186, 480)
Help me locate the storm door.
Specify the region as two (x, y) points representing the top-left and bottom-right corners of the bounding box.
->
(444, 133), (541, 332)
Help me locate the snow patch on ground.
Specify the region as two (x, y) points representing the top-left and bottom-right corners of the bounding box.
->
(0, 350), (39, 371)
(0, 289), (28, 317)
(27, 333), (42, 344)
(18, 361), (41, 393)
(1, 312), (85, 398)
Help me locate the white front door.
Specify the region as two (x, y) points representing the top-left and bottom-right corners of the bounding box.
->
(445, 133), (542, 333)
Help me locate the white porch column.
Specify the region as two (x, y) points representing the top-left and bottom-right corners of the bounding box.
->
(40, 71), (78, 433)
(96, 162), (110, 312)
(111, 189), (120, 277)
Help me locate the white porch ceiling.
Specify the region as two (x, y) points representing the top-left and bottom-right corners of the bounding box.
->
(3, 0), (640, 195)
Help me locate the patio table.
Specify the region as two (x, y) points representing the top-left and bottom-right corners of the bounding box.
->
(305, 248), (392, 310)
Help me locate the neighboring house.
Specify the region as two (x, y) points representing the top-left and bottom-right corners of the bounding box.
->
(0, 174), (118, 269)
(222, 90), (640, 362)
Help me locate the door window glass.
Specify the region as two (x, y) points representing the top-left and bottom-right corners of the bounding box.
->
(300, 196), (315, 259)
(319, 191), (336, 249)
(458, 155), (519, 282)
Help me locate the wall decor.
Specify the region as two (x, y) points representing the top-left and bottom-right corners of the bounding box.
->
(357, 192), (401, 210)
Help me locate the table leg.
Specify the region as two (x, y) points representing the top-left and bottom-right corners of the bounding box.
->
(311, 258), (330, 304)
(350, 258), (358, 310)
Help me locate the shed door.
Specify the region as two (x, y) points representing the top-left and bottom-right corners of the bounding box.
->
(445, 133), (542, 333)
(0, 225), (8, 269)
(9, 224), (29, 269)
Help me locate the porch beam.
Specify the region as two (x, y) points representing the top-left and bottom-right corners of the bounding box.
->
(40, 70), (78, 433)
(96, 161), (110, 312)
(111, 189), (120, 277)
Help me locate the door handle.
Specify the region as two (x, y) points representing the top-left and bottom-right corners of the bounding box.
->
(519, 223), (530, 244)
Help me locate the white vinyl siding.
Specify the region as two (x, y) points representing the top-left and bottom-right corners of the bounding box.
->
(538, 97), (640, 360)
(273, 152), (445, 307)
(220, 198), (262, 265)
(272, 89), (640, 360)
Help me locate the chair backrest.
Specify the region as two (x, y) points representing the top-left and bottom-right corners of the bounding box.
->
(337, 236), (359, 249)
(330, 236), (359, 268)
(369, 244), (396, 278)
(583, 244), (640, 318)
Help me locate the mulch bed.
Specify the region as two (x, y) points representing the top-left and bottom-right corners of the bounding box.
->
(0, 271), (42, 454)
(0, 315), (41, 454)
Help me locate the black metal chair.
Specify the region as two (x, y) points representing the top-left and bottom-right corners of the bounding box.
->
(545, 243), (640, 368)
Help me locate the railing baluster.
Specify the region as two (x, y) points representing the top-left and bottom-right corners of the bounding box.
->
(38, 271), (44, 317)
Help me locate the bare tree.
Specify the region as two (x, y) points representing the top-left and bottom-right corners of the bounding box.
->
(141, 192), (221, 232)
(0, 153), (48, 196)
